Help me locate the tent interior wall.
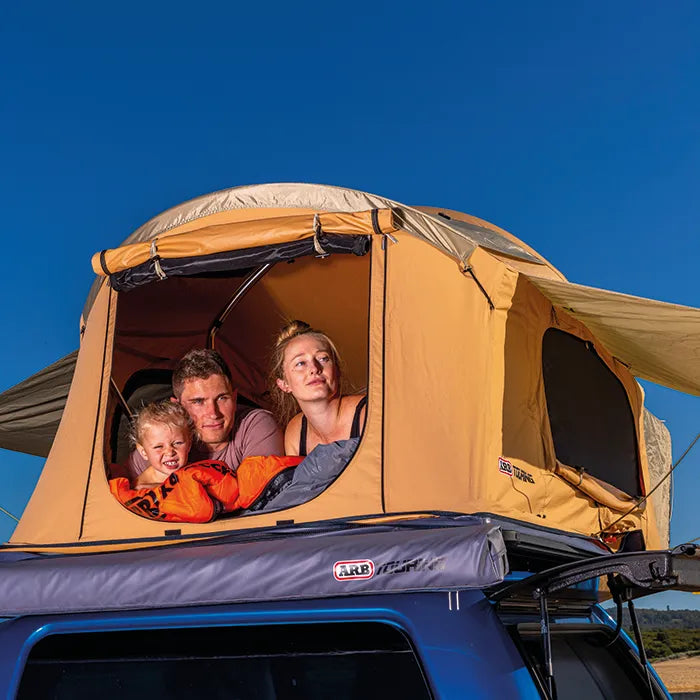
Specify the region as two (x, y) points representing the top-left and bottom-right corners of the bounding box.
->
(3, 184), (687, 552)
(108, 254), (371, 463)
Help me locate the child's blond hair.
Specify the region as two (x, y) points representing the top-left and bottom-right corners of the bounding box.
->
(129, 400), (194, 446)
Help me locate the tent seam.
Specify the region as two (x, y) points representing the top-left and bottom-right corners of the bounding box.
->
(78, 288), (113, 540)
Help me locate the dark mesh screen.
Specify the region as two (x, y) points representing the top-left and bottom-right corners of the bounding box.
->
(542, 329), (641, 497)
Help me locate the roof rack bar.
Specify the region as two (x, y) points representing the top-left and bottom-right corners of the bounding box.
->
(488, 550), (689, 603)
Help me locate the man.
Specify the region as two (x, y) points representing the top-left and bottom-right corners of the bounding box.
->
(125, 349), (283, 479)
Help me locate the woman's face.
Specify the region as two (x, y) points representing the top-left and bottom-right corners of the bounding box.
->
(277, 334), (338, 403)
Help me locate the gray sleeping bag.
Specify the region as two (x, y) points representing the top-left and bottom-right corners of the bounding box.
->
(258, 438), (360, 511)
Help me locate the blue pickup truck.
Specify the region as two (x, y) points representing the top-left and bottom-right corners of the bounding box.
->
(0, 514), (697, 699)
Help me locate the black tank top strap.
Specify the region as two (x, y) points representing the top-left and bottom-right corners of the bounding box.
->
(298, 415), (308, 457)
(350, 396), (368, 439)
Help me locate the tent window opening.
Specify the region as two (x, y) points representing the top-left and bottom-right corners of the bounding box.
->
(105, 248), (372, 521)
(542, 329), (641, 497)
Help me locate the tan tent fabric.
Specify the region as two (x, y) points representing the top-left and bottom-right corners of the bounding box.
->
(554, 460), (643, 513)
(526, 276), (700, 396)
(5, 183), (696, 553)
(11, 285), (114, 544)
(118, 184), (528, 264)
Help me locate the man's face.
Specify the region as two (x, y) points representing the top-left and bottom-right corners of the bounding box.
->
(177, 374), (236, 450)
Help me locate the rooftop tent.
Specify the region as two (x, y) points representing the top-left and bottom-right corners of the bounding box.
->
(4, 183), (698, 553)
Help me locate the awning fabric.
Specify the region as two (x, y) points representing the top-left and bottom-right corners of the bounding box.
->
(527, 276), (700, 396)
(0, 351), (77, 457)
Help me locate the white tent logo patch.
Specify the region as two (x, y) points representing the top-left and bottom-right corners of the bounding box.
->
(333, 559), (375, 581)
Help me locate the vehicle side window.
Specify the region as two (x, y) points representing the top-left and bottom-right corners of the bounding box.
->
(515, 624), (662, 699)
(18, 622), (432, 699)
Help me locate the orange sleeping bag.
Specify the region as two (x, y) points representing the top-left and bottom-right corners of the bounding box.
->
(109, 456), (302, 523)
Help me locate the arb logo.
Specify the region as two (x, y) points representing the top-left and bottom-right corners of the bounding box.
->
(498, 456), (535, 484)
(498, 457), (513, 476)
(333, 559), (375, 581)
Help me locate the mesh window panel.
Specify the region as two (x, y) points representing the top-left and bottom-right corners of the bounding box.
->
(542, 329), (640, 497)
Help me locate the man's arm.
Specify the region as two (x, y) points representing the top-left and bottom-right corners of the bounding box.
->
(236, 409), (284, 459)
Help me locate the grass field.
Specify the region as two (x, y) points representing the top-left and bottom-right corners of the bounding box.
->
(653, 656), (700, 693)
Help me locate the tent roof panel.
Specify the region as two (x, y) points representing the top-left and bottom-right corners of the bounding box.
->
(83, 183), (560, 321)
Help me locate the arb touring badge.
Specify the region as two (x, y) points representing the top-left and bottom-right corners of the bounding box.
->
(333, 559), (375, 581)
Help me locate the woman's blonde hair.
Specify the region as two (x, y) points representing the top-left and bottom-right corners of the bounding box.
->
(129, 400), (194, 447)
(270, 320), (345, 425)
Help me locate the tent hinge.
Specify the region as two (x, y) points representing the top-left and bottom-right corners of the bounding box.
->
(460, 263), (494, 310)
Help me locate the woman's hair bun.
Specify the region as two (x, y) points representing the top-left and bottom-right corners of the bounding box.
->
(275, 320), (312, 346)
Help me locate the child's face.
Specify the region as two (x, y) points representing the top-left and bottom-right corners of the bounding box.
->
(136, 422), (191, 480)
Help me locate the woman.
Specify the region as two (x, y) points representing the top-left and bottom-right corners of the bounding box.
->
(271, 320), (367, 456)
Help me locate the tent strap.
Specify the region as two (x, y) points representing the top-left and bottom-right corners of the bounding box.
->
(460, 263), (494, 310)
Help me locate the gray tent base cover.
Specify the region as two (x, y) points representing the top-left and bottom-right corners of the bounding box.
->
(0, 518), (507, 616)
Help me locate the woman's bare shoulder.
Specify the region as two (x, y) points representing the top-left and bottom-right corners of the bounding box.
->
(284, 412), (303, 456)
(341, 394), (367, 414)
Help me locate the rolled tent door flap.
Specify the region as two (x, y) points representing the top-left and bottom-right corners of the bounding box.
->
(91, 209), (397, 278)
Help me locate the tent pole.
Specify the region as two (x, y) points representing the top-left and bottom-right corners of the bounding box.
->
(109, 378), (133, 420)
(207, 264), (273, 350)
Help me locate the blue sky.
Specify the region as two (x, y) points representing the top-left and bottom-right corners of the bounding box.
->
(0, 2), (698, 608)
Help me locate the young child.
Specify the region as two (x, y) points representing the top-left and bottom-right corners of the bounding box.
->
(130, 401), (193, 490)
(109, 400), (303, 523)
